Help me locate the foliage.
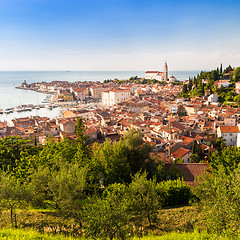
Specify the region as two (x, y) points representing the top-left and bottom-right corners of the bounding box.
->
(0, 172), (29, 227)
(49, 164), (87, 217)
(129, 172), (162, 227)
(209, 146), (240, 174)
(0, 136), (38, 173)
(27, 167), (53, 208)
(91, 139), (130, 185)
(158, 179), (191, 206)
(194, 165), (240, 236)
(0, 127), (197, 238)
(121, 128), (155, 178)
(83, 183), (131, 240)
(179, 65), (239, 102)
(233, 66), (240, 82)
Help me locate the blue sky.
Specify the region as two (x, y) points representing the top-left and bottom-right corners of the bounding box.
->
(0, 0), (239, 71)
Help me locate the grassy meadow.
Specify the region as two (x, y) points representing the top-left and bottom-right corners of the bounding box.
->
(0, 228), (233, 240)
(0, 205), (234, 240)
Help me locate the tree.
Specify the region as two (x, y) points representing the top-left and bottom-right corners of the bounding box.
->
(190, 153), (201, 163)
(49, 163), (88, 222)
(121, 128), (154, 178)
(27, 167), (53, 208)
(182, 84), (188, 94)
(234, 94), (240, 104)
(211, 70), (218, 81)
(188, 79), (193, 91)
(233, 67), (240, 82)
(0, 172), (28, 228)
(129, 172), (162, 227)
(194, 166), (240, 235)
(83, 183), (131, 240)
(74, 118), (91, 164)
(158, 179), (191, 206)
(209, 146), (240, 174)
(215, 137), (226, 151)
(220, 63), (223, 74)
(224, 65), (233, 73)
(91, 139), (130, 186)
(0, 136), (38, 173)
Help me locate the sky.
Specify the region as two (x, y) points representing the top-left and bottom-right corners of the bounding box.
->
(0, 0), (240, 71)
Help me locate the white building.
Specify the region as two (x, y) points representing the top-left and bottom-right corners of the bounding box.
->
(208, 94), (218, 103)
(169, 75), (177, 82)
(145, 62), (168, 81)
(217, 126), (240, 146)
(102, 89), (131, 107)
(145, 71), (164, 81)
(235, 82), (240, 94)
(215, 80), (230, 88)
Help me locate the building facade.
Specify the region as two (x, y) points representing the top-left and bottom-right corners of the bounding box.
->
(145, 62), (168, 81)
(102, 89), (131, 106)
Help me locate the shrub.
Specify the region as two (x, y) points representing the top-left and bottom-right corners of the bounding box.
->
(158, 179), (192, 206)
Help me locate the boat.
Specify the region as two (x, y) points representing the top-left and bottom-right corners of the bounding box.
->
(45, 104), (53, 110)
(3, 108), (13, 114)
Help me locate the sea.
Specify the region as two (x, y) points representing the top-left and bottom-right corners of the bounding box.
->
(0, 71), (199, 123)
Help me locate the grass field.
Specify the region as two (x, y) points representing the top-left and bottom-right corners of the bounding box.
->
(0, 228), (233, 240)
(0, 205), (234, 239)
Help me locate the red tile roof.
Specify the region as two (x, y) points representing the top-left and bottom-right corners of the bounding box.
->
(219, 126), (239, 133)
(172, 147), (190, 159)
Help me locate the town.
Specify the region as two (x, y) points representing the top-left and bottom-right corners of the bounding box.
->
(1, 64), (240, 181)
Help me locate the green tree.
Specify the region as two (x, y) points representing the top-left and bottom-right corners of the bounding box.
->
(129, 172), (162, 227)
(211, 70), (218, 81)
(190, 153), (201, 163)
(91, 139), (130, 186)
(49, 163), (87, 222)
(194, 166), (240, 235)
(0, 172), (28, 227)
(234, 94), (240, 104)
(182, 84), (188, 94)
(83, 183), (131, 240)
(188, 79), (193, 91)
(27, 167), (53, 208)
(121, 128), (154, 178)
(215, 137), (226, 151)
(210, 146), (240, 174)
(0, 136), (37, 173)
(233, 67), (240, 82)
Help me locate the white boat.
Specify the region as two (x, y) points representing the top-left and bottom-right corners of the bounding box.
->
(45, 104), (53, 110)
(3, 108), (13, 114)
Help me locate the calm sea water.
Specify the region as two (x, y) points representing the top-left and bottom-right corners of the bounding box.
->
(0, 71), (199, 122)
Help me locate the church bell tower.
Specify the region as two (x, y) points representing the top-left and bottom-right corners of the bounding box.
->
(164, 61), (168, 81)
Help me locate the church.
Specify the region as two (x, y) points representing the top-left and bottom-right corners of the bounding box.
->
(145, 62), (168, 81)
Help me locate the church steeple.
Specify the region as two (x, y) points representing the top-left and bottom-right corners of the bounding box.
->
(164, 61), (168, 81)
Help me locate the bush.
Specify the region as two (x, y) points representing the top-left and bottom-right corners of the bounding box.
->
(158, 179), (192, 206)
